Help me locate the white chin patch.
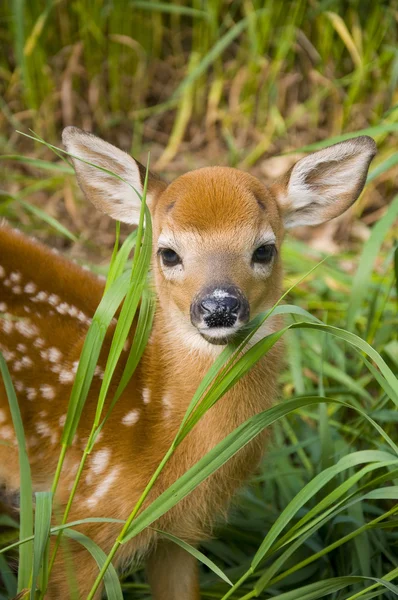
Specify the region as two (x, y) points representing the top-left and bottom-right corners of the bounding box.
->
(199, 326), (240, 345)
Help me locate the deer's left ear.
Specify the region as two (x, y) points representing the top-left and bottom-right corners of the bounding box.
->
(62, 127), (166, 225)
(271, 136), (377, 229)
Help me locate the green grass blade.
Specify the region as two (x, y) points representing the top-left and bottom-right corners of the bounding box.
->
(346, 195), (398, 330)
(0, 554), (17, 598)
(291, 124), (398, 153)
(153, 529), (232, 586)
(0, 155), (74, 174)
(60, 271), (131, 447)
(0, 354), (33, 592)
(367, 153), (398, 183)
(30, 492), (52, 600)
(122, 396), (365, 543)
(17, 199), (77, 242)
(62, 530), (123, 600)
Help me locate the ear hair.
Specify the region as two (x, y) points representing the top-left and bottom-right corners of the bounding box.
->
(271, 136), (377, 229)
(62, 127), (165, 224)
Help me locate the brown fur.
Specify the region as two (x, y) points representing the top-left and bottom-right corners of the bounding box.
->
(0, 133), (376, 598)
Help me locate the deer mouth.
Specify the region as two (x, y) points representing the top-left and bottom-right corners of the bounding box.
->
(198, 325), (241, 345)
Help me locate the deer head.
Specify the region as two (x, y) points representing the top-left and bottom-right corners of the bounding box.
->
(62, 128), (376, 349)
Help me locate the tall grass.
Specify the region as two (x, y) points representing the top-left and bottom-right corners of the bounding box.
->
(0, 1), (398, 599)
(1, 0), (398, 166)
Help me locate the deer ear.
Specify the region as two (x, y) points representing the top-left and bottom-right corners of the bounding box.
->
(62, 127), (166, 225)
(271, 136), (377, 229)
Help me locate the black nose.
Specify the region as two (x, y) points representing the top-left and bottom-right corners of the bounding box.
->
(200, 295), (240, 315)
(191, 285), (250, 329)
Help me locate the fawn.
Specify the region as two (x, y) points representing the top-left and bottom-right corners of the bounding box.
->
(0, 129), (376, 599)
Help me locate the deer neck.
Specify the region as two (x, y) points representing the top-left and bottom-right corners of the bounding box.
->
(140, 301), (281, 440)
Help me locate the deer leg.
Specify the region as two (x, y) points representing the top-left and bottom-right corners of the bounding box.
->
(147, 541), (200, 600)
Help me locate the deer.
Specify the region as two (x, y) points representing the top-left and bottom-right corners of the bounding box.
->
(0, 128), (376, 599)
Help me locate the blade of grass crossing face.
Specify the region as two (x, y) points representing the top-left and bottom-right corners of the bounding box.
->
(30, 492), (52, 600)
(177, 304), (323, 441)
(0, 354), (33, 592)
(62, 530), (123, 600)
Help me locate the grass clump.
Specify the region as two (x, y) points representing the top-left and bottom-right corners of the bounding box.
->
(0, 1), (398, 599)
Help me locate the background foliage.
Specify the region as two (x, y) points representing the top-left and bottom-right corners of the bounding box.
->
(0, 1), (397, 599)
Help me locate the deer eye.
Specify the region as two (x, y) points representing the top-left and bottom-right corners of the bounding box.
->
(158, 248), (182, 267)
(252, 244), (276, 264)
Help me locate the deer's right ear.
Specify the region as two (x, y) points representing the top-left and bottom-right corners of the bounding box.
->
(62, 127), (166, 224)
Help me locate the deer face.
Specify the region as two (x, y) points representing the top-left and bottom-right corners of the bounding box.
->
(151, 168), (283, 346)
(63, 128), (376, 350)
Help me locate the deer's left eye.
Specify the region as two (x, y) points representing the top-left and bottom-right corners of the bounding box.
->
(252, 244), (276, 264)
(158, 248), (182, 267)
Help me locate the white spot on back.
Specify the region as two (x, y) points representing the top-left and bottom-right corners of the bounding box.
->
(15, 320), (38, 338)
(59, 369), (74, 384)
(122, 410), (140, 426)
(10, 272), (21, 283)
(0, 302), (7, 312)
(40, 384), (55, 400)
(142, 388), (151, 405)
(14, 380), (24, 392)
(21, 356), (33, 368)
(35, 291), (48, 302)
(162, 394), (172, 417)
(91, 448), (111, 475)
(0, 425), (15, 440)
(24, 282), (37, 294)
(48, 294), (60, 306)
(0, 410), (7, 424)
(26, 388), (37, 400)
(1, 320), (14, 335)
(48, 347), (62, 363)
(86, 466), (120, 508)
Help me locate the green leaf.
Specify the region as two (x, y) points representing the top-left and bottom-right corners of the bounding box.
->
(122, 396), (374, 543)
(62, 530), (123, 600)
(30, 492), (52, 600)
(346, 195), (398, 330)
(17, 199), (78, 242)
(153, 529), (232, 586)
(0, 155), (74, 173)
(0, 354), (33, 592)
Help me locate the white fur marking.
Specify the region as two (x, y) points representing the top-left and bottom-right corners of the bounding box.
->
(122, 410), (140, 426)
(40, 384), (55, 400)
(142, 388), (151, 405)
(91, 449), (111, 475)
(86, 466), (120, 508)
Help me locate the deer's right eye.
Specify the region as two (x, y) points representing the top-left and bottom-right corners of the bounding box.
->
(158, 248), (182, 267)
